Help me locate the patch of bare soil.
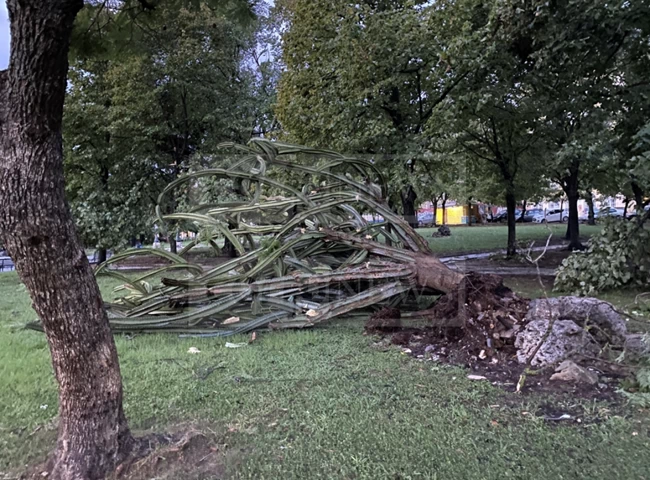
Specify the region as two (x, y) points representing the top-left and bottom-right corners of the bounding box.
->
(367, 273), (628, 402)
(112, 429), (230, 480)
(373, 327), (627, 403)
(22, 427), (238, 480)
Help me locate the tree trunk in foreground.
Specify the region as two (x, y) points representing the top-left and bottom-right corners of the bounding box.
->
(0, 1), (133, 478)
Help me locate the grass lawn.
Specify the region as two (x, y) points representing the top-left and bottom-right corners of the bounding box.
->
(420, 223), (602, 255)
(1, 271), (649, 479)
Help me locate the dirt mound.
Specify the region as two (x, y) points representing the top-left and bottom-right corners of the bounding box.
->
(428, 272), (530, 355)
(365, 306), (401, 333)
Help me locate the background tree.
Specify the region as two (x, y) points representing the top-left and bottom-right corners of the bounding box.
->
(65, 0), (262, 253)
(497, 0), (650, 249)
(427, 29), (546, 256)
(64, 59), (158, 261)
(275, 0), (471, 225)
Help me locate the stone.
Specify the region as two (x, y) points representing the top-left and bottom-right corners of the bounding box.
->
(525, 297), (627, 344)
(550, 360), (599, 385)
(623, 334), (650, 361)
(515, 319), (600, 367)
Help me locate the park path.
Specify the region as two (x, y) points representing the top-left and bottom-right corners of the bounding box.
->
(440, 244), (564, 277)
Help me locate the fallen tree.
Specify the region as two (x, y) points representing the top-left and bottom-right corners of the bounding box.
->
(26, 140), (636, 369)
(78, 139), (478, 335)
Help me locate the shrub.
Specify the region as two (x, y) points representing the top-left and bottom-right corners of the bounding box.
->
(554, 217), (650, 295)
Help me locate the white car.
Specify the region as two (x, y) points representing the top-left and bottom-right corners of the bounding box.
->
(533, 209), (569, 223)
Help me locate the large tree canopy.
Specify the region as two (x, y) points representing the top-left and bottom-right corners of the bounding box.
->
(64, 1), (272, 254)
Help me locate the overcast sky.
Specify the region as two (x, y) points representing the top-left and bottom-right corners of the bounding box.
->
(0, 2), (8, 69)
(0, 1), (277, 70)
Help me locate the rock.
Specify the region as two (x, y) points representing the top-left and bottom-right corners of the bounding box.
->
(515, 319), (600, 367)
(525, 297), (627, 344)
(550, 360), (599, 385)
(623, 334), (650, 361)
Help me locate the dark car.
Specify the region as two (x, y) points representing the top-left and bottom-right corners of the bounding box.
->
(522, 208), (544, 223)
(494, 209), (522, 223)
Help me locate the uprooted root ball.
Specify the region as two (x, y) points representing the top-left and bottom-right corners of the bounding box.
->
(427, 273), (530, 354)
(365, 306), (402, 333)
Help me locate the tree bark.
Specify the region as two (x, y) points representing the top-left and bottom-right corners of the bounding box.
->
(97, 248), (108, 264)
(0, 1), (133, 478)
(505, 191), (517, 257)
(564, 171), (583, 250)
(631, 181), (646, 211)
(585, 190), (596, 226)
(432, 198), (438, 226)
(168, 233), (178, 253)
(401, 185), (418, 229)
(441, 194), (447, 225)
(519, 199), (527, 222)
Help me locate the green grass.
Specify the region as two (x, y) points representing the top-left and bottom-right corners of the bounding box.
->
(421, 224), (602, 255)
(1, 271), (649, 479)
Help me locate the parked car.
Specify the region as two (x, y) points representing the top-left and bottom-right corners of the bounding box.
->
(522, 208), (544, 222)
(494, 209), (522, 223)
(417, 211), (434, 227)
(579, 207), (625, 222)
(533, 208), (568, 223)
(594, 206), (624, 219)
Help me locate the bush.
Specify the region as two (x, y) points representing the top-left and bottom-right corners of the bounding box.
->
(554, 217), (650, 295)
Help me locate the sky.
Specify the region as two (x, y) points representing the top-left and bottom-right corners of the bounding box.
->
(0, 1), (8, 69)
(0, 1), (277, 71)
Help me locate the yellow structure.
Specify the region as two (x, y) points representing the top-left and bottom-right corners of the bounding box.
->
(442, 205), (479, 225)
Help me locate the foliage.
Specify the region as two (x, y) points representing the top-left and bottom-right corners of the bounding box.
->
(275, 0), (475, 217)
(64, 60), (159, 251)
(628, 121), (650, 206)
(31, 140), (440, 335)
(64, 1), (270, 250)
(555, 218), (650, 295)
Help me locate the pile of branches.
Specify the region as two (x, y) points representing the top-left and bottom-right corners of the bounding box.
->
(28, 140), (524, 342)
